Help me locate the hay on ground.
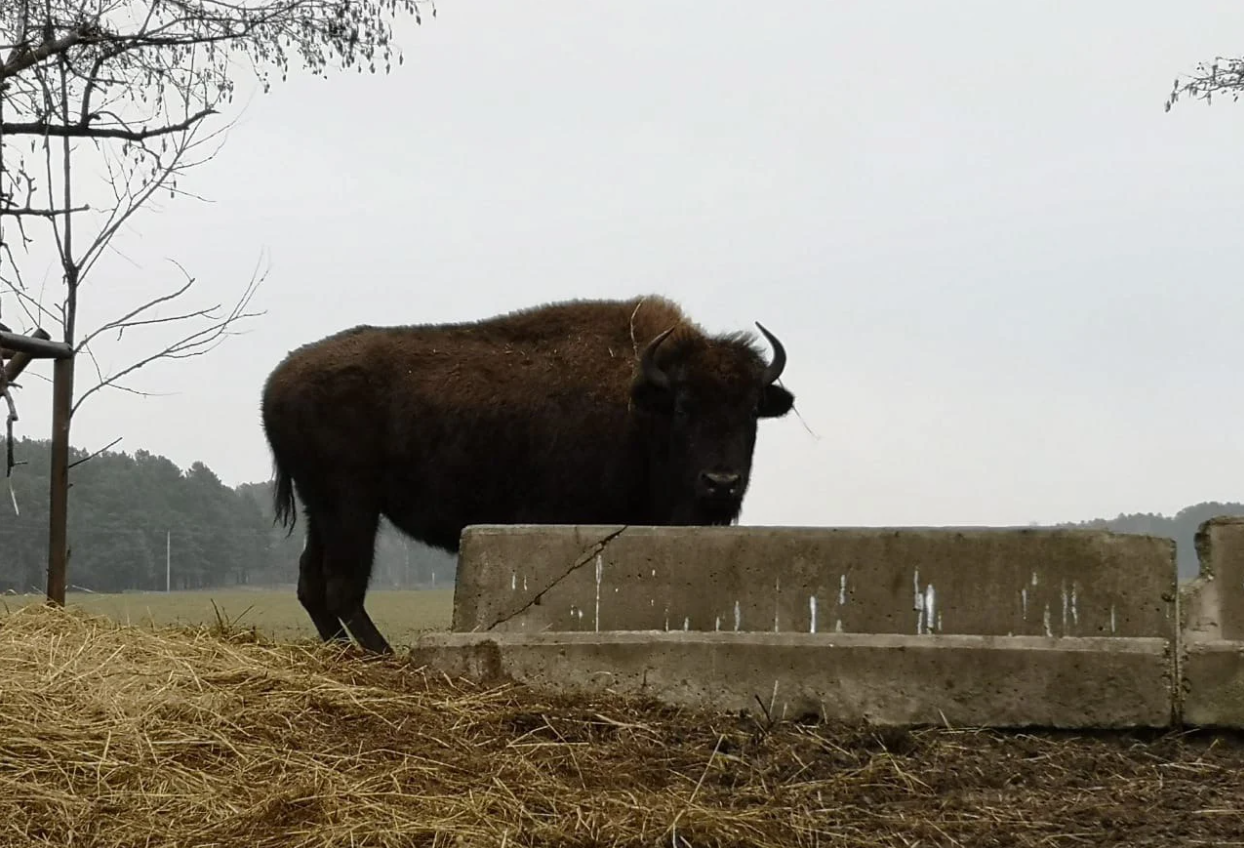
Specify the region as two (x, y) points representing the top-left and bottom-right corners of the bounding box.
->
(0, 603), (1242, 847)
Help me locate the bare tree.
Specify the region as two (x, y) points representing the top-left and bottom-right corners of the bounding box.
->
(0, 0), (433, 600)
(1165, 55), (1244, 111)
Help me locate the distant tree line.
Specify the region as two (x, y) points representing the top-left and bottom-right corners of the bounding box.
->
(0, 436), (1235, 592)
(0, 438), (454, 594)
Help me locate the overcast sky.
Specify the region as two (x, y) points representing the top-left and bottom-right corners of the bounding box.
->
(7, 0), (1244, 529)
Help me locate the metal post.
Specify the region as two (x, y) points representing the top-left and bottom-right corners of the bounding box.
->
(2, 328), (52, 384)
(46, 355), (73, 606)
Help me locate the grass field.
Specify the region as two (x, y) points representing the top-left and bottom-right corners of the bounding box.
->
(1, 586), (456, 647)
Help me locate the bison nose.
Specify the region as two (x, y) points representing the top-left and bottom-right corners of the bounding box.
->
(700, 471), (742, 497)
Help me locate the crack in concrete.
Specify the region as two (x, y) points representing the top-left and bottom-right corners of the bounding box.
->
(485, 526), (630, 631)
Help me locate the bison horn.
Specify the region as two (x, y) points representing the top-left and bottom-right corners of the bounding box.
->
(639, 325), (676, 389)
(754, 322), (786, 386)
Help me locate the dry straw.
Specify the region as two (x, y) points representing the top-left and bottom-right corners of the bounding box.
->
(0, 603), (1241, 847)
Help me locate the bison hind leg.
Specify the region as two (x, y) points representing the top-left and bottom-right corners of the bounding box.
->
(316, 497), (392, 655)
(334, 596), (391, 655)
(326, 570), (392, 655)
(296, 520), (348, 643)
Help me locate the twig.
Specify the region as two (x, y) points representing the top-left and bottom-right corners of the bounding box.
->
(67, 436), (121, 470)
(70, 261), (265, 416)
(2, 375), (18, 515)
(0, 204), (90, 218)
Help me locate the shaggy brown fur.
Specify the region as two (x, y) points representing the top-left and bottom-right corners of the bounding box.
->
(260, 294), (794, 653)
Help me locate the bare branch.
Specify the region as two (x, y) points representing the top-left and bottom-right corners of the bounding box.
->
(0, 24), (103, 83)
(1, 106), (215, 139)
(1166, 57), (1244, 112)
(66, 435), (121, 469)
(1, 283), (60, 330)
(70, 257), (266, 416)
(0, 203), (88, 217)
(77, 105), (232, 282)
(75, 263), (195, 352)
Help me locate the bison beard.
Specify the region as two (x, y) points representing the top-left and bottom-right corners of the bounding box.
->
(260, 295), (795, 654)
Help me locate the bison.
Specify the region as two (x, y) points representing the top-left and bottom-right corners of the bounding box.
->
(260, 294), (795, 653)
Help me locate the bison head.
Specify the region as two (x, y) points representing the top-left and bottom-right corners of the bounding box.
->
(630, 322), (794, 526)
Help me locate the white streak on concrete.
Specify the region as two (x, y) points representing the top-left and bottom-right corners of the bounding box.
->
(839, 574), (847, 605)
(715, 615), (721, 632)
(914, 569), (925, 634)
(1071, 584), (1079, 626)
(835, 619), (843, 633)
(1021, 587), (1028, 619)
(937, 612), (943, 631)
(1111, 605), (1117, 634)
(924, 584), (936, 634)
(683, 617), (690, 631)
(774, 577), (781, 632)
(664, 605), (670, 632)
(734, 600), (741, 632)
(809, 596), (818, 633)
(1043, 604), (1052, 638)
(511, 573), (516, 591)
(1032, 571), (1039, 586)
(523, 576), (528, 592)
(594, 554), (603, 633)
(1061, 581), (1069, 634)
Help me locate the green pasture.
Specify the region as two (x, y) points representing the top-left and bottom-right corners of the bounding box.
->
(1, 587), (456, 647)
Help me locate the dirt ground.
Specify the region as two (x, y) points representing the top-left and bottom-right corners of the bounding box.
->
(2, 604), (1242, 847)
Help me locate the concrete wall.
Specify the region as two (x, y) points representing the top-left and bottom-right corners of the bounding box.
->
(405, 519), (1244, 728)
(406, 523), (1192, 729)
(410, 631), (1173, 728)
(454, 525), (1177, 639)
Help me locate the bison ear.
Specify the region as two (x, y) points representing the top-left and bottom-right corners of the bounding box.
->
(631, 378), (675, 414)
(758, 384), (794, 418)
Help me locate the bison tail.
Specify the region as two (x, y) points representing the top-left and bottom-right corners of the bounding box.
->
(271, 460), (298, 538)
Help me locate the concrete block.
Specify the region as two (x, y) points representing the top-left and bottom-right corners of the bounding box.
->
(1180, 642), (1244, 728)
(1179, 517), (1244, 726)
(1182, 516), (1244, 642)
(408, 631), (1176, 729)
(454, 525), (1177, 639)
